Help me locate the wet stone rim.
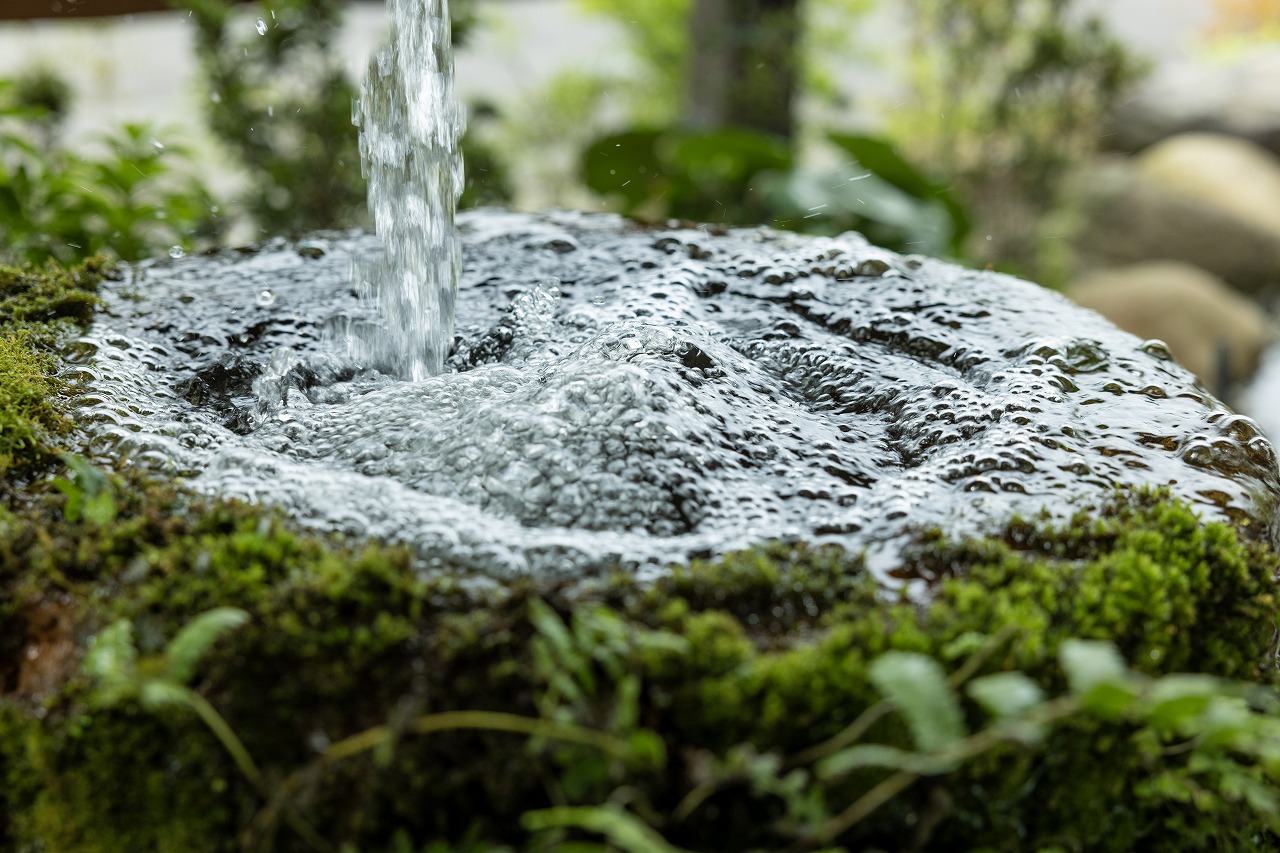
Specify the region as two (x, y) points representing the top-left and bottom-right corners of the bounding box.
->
(72, 210), (1280, 582)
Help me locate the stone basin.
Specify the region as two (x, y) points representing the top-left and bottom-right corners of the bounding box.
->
(74, 209), (1280, 583)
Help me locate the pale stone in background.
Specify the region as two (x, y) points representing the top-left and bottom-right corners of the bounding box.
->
(1069, 157), (1280, 297)
(1067, 261), (1276, 397)
(1137, 132), (1280, 237)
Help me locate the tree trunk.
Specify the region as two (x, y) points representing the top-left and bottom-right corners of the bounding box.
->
(686, 0), (801, 140)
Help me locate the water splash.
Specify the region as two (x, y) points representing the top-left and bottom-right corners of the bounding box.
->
(350, 0), (464, 380)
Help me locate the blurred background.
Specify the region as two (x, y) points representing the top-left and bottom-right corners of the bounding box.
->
(2, 0), (1280, 423)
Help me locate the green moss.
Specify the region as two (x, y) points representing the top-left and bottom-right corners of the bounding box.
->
(0, 331), (67, 477)
(1, 473), (1277, 852)
(0, 256), (109, 484)
(0, 256), (106, 343)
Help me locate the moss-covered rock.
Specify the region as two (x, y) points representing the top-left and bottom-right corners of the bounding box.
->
(2, 258), (1280, 852)
(0, 258), (107, 483)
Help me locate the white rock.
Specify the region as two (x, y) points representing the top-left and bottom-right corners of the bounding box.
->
(1136, 132), (1280, 237)
(1067, 260), (1276, 394)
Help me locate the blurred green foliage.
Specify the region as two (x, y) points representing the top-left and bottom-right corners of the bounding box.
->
(576, 0), (876, 122)
(583, 127), (968, 256)
(0, 72), (219, 266)
(536, 0), (1138, 271)
(171, 0), (509, 237)
(172, 0), (368, 234)
(0, 0), (1138, 269)
(571, 0), (966, 256)
(896, 0), (1145, 276)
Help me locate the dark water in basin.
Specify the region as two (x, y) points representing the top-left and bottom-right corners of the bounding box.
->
(71, 210), (1280, 584)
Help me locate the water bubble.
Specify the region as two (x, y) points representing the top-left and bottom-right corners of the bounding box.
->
(256, 290), (277, 307)
(255, 18), (267, 35)
(168, 246), (185, 259)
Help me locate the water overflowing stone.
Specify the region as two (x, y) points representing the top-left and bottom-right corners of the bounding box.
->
(74, 211), (1280, 583)
(349, 0), (464, 380)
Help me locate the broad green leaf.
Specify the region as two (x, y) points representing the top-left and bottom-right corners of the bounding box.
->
(829, 133), (936, 199)
(817, 743), (958, 779)
(522, 805), (690, 853)
(165, 607), (249, 684)
(1143, 674), (1223, 729)
(665, 129), (792, 183)
(828, 132), (971, 252)
(581, 129), (665, 213)
(967, 671), (1045, 718)
(868, 651), (966, 752)
(1059, 639), (1127, 695)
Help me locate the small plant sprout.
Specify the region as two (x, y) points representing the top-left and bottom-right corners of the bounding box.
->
(83, 609), (332, 851)
(53, 453), (117, 524)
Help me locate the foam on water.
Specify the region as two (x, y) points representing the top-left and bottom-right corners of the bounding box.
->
(72, 211), (1280, 584)
(349, 0), (463, 379)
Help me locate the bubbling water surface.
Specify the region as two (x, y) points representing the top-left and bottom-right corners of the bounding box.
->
(72, 211), (1280, 583)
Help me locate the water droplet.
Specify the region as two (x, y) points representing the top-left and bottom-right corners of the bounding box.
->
(255, 18), (267, 35)
(256, 290), (277, 307)
(267, 105), (274, 117)
(1141, 339), (1175, 361)
(210, 91), (222, 104)
(168, 245), (185, 259)
(150, 137), (164, 151)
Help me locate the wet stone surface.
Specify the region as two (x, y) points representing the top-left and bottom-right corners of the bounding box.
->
(72, 210), (1280, 583)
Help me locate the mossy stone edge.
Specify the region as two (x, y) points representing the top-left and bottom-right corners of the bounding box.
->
(1, 259), (1278, 852)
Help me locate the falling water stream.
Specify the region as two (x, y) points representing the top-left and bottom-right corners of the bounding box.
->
(348, 0), (463, 379)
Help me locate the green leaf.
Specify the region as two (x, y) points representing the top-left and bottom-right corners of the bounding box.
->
(868, 651), (966, 752)
(828, 134), (937, 201)
(1082, 681), (1142, 719)
(967, 671), (1045, 718)
(581, 129), (665, 213)
(528, 598), (575, 661)
(1143, 674), (1223, 729)
(817, 743), (957, 779)
(54, 454), (115, 524)
(85, 619), (137, 680)
(84, 619), (138, 705)
(828, 132), (971, 252)
(164, 607), (249, 684)
(625, 729), (667, 770)
(521, 805), (690, 853)
(83, 490), (117, 525)
(665, 129), (791, 184)
(1059, 639), (1128, 695)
